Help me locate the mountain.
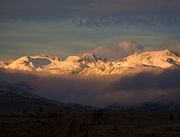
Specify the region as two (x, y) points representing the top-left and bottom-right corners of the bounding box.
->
(0, 87), (60, 112)
(0, 80), (62, 112)
(0, 49), (180, 75)
(121, 49), (180, 68)
(0, 85), (94, 113)
(0, 61), (5, 68)
(6, 55), (61, 71)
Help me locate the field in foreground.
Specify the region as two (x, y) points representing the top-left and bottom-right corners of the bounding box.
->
(0, 111), (180, 137)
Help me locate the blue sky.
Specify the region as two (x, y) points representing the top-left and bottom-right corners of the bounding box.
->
(0, 0), (180, 60)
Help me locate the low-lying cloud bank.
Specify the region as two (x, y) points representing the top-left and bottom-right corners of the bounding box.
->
(0, 68), (180, 107)
(110, 69), (180, 91)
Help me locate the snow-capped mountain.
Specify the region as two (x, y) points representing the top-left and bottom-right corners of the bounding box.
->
(0, 61), (5, 68)
(121, 49), (180, 68)
(0, 49), (180, 75)
(6, 55), (61, 72)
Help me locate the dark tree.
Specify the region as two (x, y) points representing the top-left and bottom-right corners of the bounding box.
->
(93, 109), (104, 124)
(170, 113), (174, 121)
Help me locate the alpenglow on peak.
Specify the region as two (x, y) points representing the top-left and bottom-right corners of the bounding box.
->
(0, 49), (179, 75)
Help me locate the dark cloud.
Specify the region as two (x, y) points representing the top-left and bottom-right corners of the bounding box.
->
(1, 0), (180, 20)
(110, 68), (180, 91)
(0, 68), (180, 107)
(83, 0), (180, 14)
(0, 70), (109, 106)
(0, 0), (95, 19)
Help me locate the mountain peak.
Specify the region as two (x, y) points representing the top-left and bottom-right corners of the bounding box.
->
(29, 54), (61, 61)
(0, 49), (180, 75)
(163, 49), (171, 53)
(6, 54), (62, 71)
(80, 53), (98, 62)
(65, 56), (81, 62)
(81, 53), (107, 63)
(130, 49), (177, 57)
(123, 49), (180, 68)
(161, 49), (176, 56)
(80, 53), (100, 63)
(0, 61), (5, 68)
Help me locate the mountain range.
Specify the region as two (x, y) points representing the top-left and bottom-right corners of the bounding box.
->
(0, 49), (180, 75)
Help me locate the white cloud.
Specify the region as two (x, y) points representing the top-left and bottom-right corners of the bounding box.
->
(87, 40), (144, 59)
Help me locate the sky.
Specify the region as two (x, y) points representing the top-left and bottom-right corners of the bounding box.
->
(0, 0), (180, 107)
(0, 0), (180, 60)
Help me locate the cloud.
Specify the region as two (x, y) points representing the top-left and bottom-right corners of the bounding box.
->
(86, 39), (180, 60)
(110, 68), (180, 91)
(106, 68), (180, 105)
(82, 0), (180, 15)
(0, 68), (180, 107)
(87, 40), (144, 59)
(1, 0), (180, 20)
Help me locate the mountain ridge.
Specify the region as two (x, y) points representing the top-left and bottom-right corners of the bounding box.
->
(0, 49), (180, 75)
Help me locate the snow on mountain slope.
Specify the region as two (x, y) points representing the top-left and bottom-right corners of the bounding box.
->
(51, 53), (107, 74)
(1, 49), (180, 75)
(80, 53), (106, 64)
(6, 55), (61, 71)
(0, 61), (5, 68)
(121, 49), (180, 68)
